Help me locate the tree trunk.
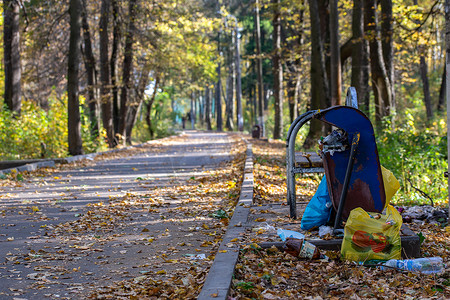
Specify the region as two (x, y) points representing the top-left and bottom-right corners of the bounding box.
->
(420, 56), (433, 121)
(3, 0), (22, 114)
(81, 0), (99, 137)
(215, 68), (223, 131)
(380, 0), (395, 108)
(67, 0), (83, 155)
(118, 0), (137, 143)
(125, 63), (151, 143)
(445, 0), (450, 223)
(351, 0), (370, 113)
(111, 0), (120, 134)
(205, 86), (212, 130)
(235, 22), (243, 131)
(365, 0), (392, 125)
(190, 91), (196, 130)
(99, 0), (114, 147)
(438, 64), (446, 112)
(304, 0), (328, 148)
(145, 76), (160, 139)
(255, 0), (265, 137)
(329, 0), (341, 106)
(225, 52), (235, 131)
(272, 0), (283, 139)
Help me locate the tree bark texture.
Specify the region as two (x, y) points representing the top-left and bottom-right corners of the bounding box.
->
(125, 63), (151, 144)
(419, 56), (433, 121)
(67, 0), (83, 155)
(255, 0), (265, 137)
(190, 91), (196, 130)
(81, 0), (99, 137)
(329, 0), (341, 106)
(118, 0), (137, 142)
(365, 0), (392, 125)
(145, 76), (159, 139)
(272, 0), (283, 139)
(205, 86), (212, 130)
(225, 45), (235, 131)
(215, 65), (223, 131)
(438, 64), (446, 112)
(3, 0), (22, 114)
(445, 0), (450, 222)
(99, 0), (114, 147)
(304, 0), (328, 148)
(111, 0), (120, 134)
(235, 23), (244, 131)
(380, 0), (395, 107)
(351, 0), (370, 112)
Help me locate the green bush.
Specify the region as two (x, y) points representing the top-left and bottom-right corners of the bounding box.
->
(0, 96), (106, 159)
(377, 109), (447, 206)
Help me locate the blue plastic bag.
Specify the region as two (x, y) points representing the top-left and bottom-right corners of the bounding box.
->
(301, 176), (332, 230)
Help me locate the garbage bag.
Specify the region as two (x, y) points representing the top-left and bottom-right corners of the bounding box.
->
(341, 204), (402, 262)
(301, 176), (332, 231)
(381, 165), (400, 208)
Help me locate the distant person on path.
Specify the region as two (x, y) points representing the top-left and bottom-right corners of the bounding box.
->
(182, 115), (186, 129)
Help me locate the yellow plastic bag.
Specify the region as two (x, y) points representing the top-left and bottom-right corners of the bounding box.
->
(341, 205), (402, 262)
(381, 165), (400, 208)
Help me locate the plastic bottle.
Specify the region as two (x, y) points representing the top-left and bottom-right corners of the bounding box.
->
(381, 257), (444, 274)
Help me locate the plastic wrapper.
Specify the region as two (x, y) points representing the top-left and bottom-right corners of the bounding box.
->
(341, 205), (402, 262)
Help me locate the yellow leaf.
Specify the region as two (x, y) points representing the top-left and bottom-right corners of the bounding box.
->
(156, 270), (166, 274)
(219, 250), (227, 253)
(32, 206), (39, 212)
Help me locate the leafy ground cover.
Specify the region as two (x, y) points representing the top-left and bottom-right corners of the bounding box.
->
(230, 138), (450, 299)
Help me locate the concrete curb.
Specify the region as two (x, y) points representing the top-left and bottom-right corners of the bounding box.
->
(198, 142), (253, 300)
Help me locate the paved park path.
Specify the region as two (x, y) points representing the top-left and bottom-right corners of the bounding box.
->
(0, 131), (244, 299)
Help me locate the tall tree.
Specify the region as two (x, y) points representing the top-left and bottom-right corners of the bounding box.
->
(118, 0), (137, 143)
(304, 0), (328, 148)
(81, 0), (99, 137)
(420, 56), (433, 120)
(413, 0), (432, 121)
(67, 0), (83, 155)
(205, 85), (212, 130)
(329, 0), (341, 106)
(111, 0), (121, 134)
(255, 0), (265, 137)
(445, 0), (450, 223)
(438, 65), (446, 112)
(225, 40), (235, 131)
(380, 0), (394, 107)
(365, 0), (392, 124)
(3, 0), (22, 114)
(125, 61), (151, 144)
(235, 21), (244, 132)
(99, 0), (115, 147)
(351, 0), (369, 112)
(145, 75), (160, 139)
(272, 0), (283, 139)
(215, 64), (223, 131)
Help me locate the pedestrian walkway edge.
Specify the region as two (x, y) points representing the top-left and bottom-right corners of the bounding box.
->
(198, 141), (253, 300)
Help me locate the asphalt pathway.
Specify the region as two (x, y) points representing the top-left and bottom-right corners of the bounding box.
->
(0, 131), (238, 299)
